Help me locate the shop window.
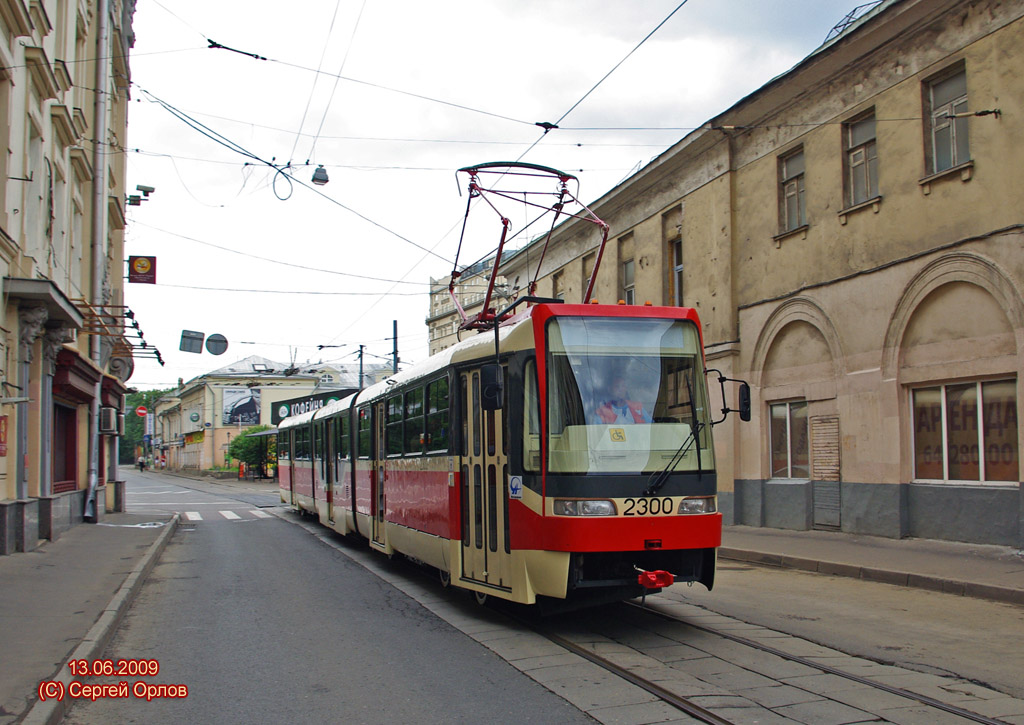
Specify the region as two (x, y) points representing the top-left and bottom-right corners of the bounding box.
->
(912, 380), (1017, 482)
(770, 400), (809, 478)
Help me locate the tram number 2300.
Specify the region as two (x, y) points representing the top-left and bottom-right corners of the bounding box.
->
(622, 497), (674, 516)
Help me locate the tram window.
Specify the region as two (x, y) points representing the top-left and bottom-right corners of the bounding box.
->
(295, 426), (310, 460)
(386, 395), (403, 456)
(502, 464), (510, 554)
(523, 360), (541, 472)
(277, 434), (289, 460)
(357, 407), (372, 458)
(461, 464), (470, 546)
(460, 375), (468, 457)
(427, 377), (450, 453)
(339, 414), (350, 461)
(404, 387), (425, 455)
(502, 366), (509, 457)
(472, 373), (481, 457)
(473, 464), (483, 549)
(487, 464), (497, 553)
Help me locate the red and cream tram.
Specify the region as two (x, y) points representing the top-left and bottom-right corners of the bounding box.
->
(277, 300), (748, 608)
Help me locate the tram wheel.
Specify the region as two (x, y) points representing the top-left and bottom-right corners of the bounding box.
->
(474, 590), (488, 606)
(439, 569), (451, 588)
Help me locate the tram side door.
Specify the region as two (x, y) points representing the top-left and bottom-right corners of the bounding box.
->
(325, 420), (335, 523)
(460, 368), (511, 591)
(372, 402), (386, 546)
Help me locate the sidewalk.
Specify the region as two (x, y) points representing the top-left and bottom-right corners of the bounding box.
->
(0, 511), (177, 725)
(1, 490), (1022, 725)
(721, 525), (1024, 605)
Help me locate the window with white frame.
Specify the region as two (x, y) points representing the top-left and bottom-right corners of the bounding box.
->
(779, 149), (806, 232)
(770, 400), (808, 478)
(845, 112), (878, 206)
(621, 258), (635, 305)
(912, 379), (1018, 482)
(552, 269), (565, 301)
(927, 67), (969, 174)
(670, 238), (684, 306)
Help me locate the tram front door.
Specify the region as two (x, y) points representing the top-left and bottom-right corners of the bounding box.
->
(460, 368), (511, 592)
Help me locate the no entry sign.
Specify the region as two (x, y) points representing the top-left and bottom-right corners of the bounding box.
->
(136, 406), (148, 417)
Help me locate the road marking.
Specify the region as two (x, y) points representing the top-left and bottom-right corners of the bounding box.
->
(250, 509), (271, 518)
(185, 512), (203, 521)
(219, 510), (242, 520)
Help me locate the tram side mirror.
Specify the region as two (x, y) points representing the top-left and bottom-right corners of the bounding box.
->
(480, 364), (504, 411)
(708, 369), (752, 425)
(738, 382), (751, 422)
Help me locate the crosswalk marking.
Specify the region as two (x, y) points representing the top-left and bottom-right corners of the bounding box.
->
(179, 510), (274, 522)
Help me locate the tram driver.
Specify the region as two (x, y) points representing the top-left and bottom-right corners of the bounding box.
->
(593, 374), (652, 425)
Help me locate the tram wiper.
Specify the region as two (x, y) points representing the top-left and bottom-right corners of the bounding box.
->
(644, 373), (702, 496)
(643, 421), (703, 496)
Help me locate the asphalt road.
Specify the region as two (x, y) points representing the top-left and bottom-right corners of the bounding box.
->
(64, 476), (595, 724)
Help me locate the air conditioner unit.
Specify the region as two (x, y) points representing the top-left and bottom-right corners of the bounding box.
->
(99, 406), (118, 434)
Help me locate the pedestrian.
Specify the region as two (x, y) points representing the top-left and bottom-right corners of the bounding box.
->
(137, 455), (146, 473)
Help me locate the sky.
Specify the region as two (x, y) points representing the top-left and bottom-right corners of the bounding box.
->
(122, 0), (872, 390)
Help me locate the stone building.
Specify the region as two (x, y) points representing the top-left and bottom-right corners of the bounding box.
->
(426, 261), (509, 355)
(154, 356), (391, 470)
(436, 0), (1023, 547)
(0, 0), (138, 553)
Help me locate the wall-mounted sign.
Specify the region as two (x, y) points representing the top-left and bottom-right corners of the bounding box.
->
(223, 387), (260, 426)
(190, 412), (200, 423)
(128, 256), (157, 284)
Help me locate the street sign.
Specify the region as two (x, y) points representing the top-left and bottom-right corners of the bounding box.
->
(136, 406), (148, 417)
(206, 334), (228, 355)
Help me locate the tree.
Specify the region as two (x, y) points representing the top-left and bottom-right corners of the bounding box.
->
(120, 388), (172, 463)
(228, 425), (276, 473)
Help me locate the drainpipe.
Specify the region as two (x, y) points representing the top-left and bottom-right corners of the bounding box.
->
(84, 0), (110, 521)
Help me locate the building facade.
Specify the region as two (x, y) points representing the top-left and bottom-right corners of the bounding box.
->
(0, 0), (137, 553)
(435, 0), (1023, 547)
(154, 356), (390, 470)
(426, 262), (508, 355)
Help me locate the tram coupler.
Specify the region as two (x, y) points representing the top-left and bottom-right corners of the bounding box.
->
(634, 566), (675, 590)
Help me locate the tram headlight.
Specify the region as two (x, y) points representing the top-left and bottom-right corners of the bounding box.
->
(677, 496), (716, 514)
(553, 499), (616, 516)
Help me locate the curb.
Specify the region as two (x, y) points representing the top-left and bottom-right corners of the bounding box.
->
(718, 547), (1024, 606)
(21, 514), (180, 725)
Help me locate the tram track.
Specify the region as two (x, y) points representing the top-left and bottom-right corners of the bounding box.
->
(285, 513), (1018, 724)
(524, 598), (1011, 725)
(619, 600), (1010, 724)
(533, 623), (734, 725)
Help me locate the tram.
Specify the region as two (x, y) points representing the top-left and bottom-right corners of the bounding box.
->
(277, 299), (749, 608)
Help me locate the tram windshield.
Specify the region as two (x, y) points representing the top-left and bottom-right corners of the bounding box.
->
(544, 316), (713, 474)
